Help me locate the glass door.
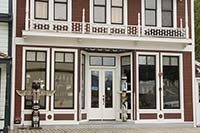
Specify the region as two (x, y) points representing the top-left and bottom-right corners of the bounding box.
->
(89, 69), (115, 120)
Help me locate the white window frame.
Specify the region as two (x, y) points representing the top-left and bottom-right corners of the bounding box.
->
(90, 0), (127, 25)
(51, 48), (78, 117)
(30, 0), (72, 22)
(21, 47), (50, 122)
(141, 0), (177, 28)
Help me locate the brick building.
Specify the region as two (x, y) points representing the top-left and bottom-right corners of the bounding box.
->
(12, 0), (195, 127)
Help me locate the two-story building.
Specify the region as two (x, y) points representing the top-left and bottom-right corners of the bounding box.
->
(13, 0), (195, 127)
(0, 0), (13, 131)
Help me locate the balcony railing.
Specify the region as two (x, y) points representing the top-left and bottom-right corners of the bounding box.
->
(26, 9), (188, 39)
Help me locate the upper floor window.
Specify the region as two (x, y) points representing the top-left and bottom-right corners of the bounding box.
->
(93, 0), (106, 23)
(144, 0), (174, 27)
(35, 0), (48, 19)
(54, 0), (68, 21)
(162, 0), (173, 27)
(111, 0), (123, 24)
(145, 0), (157, 26)
(93, 0), (124, 24)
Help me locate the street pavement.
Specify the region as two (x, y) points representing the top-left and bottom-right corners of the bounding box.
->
(2, 122), (200, 133)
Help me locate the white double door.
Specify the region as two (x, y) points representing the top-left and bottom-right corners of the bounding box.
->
(88, 69), (115, 120)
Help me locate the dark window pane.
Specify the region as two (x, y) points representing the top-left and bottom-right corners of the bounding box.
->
(81, 55), (85, 109)
(139, 55), (156, 109)
(105, 71), (113, 108)
(94, 6), (106, 23)
(54, 52), (74, 109)
(120, 93), (131, 109)
(91, 71), (99, 108)
(162, 12), (172, 27)
(25, 51), (46, 109)
(162, 0), (172, 10)
(163, 56), (180, 109)
(145, 10), (156, 26)
(145, 0), (156, 9)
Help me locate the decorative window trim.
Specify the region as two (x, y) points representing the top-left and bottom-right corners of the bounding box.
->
(141, 0), (177, 28)
(51, 48), (78, 114)
(93, 0), (107, 23)
(34, 0), (49, 20)
(144, 0), (157, 26)
(90, 0), (127, 25)
(54, 0), (68, 21)
(111, 0), (124, 24)
(161, 0), (174, 27)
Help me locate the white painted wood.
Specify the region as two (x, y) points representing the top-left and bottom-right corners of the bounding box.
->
(0, 0), (8, 13)
(0, 23), (8, 55)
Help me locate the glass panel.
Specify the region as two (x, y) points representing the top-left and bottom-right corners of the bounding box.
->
(35, 1), (48, 19)
(55, 52), (64, 62)
(145, 10), (156, 26)
(147, 56), (155, 65)
(25, 51), (46, 109)
(55, 3), (67, 20)
(91, 71), (99, 108)
(112, 8), (123, 24)
(122, 56), (130, 65)
(94, 7), (106, 23)
(163, 57), (170, 66)
(121, 56), (131, 91)
(162, 0), (172, 10)
(81, 55), (85, 109)
(55, 0), (67, 2)
(139, 55), (156, 109)
(103, 57), (115, 66)
(65, 53), (74, 63)
(112, 0), (123, 6)
(27, 51), (36, 61)
(94, 0), (106, 5)
(138, 56), (146, 65)
(37, 52), (46, 61)
(90, 56), (102, 66)
(145, 0), (156, 9)
(163, 57), (180, 109)
(199, 83), (200, 103)
(105, 71), (113, 108)
(171, 57), (178, 66)
(54, 53), (74, 109)
(162, 12), (172, 27)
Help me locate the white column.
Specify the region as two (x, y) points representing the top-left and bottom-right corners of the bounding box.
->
(82, 8), (85, 34)
(25, 0), (29, 30)
(185, 0), (189, 39)
(138, 13), (141, 37)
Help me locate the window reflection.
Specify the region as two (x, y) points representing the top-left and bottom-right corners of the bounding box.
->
(139, 55), (156, 109)
(91, 71), (99, 108)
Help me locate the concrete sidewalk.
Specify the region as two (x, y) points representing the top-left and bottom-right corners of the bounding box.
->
(3, 122), (200, 133)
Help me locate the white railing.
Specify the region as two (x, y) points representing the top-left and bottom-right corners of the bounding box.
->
(27, 9), (187, 39)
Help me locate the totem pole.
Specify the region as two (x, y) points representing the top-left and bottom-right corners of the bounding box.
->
(16, 80), (56, 129)
(121, 76), (128, 122)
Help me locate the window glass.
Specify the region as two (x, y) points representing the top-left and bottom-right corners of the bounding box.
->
(91, 71), (99, 108)
(55, 3), (67, 20)
(37, 52), (46, 61)
(162, 0), (173, 27)
(121, 56), (131, 91)
(147, 56), (155, 65)
(94, 7), (106, 23)
(54, 52), (74, 109)
(163, 56), (180, 109)
(112, 0), (123, 6)
(103, 57), (115, 66)
(94, 0), (106, 5)
(163, 56), (170, 66)
(145, 0), (156, 9)
(111, 8), (123, 24)
(90, 56), (102, 66)
(55, 52), (64, 62)
(162, 0), (172, 10)
(138, 56), (146, 65)
(139, 55), (156, 109)
(65, 53), (74, 63)
(25, 51), (47, 109)
(81, 55), (85, 109)
(35, 0), (48, 19)
(145, 10), (156, 26)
